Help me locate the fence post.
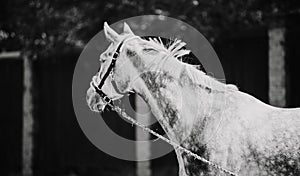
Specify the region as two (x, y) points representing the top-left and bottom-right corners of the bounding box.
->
(22, 53), (34, 176)
(135, 95), (151, 176)
(268, 22), (286, 107)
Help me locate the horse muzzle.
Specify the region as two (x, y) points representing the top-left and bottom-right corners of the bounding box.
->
(86, 86), (107, 113)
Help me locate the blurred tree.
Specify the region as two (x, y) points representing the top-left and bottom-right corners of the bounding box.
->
(1, 0), (299, 57)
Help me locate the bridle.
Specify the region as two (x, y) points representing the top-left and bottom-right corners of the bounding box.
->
(92, 36), (138, 106)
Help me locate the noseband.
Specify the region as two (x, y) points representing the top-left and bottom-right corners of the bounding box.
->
(92, 37), (138, 106)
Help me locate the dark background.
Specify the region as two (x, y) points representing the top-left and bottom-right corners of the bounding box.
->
(1, 0), (300, 175)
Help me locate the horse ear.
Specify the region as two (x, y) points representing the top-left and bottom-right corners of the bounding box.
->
(104, 22), (120, 43)
(123, 22), (134, 35)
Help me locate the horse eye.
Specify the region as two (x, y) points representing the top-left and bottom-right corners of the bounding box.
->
(143, 48), (158, 54)
(143, 48), (155, 52)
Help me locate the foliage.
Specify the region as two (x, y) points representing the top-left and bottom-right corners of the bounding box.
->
(0, 0), (298, 57)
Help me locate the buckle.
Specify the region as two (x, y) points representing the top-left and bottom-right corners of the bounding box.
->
(103, 96), (112, 104)
(113, 53), (119, 58)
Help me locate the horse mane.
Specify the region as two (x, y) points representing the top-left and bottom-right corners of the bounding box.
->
(144, 37), (191, 60)
(142, 37), (238, 92)
(184, 64), (230, 92)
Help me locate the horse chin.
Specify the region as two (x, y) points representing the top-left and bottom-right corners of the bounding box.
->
(92, 102), (106, 113)
(93, 98), (108, 113)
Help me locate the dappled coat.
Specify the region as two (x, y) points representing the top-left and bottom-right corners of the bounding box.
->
(87, 22), (300, 176)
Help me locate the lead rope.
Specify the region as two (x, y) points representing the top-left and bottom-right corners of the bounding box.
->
(104, 102), (238, 176)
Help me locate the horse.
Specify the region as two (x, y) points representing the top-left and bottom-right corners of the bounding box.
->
(86, 22), (300, 175)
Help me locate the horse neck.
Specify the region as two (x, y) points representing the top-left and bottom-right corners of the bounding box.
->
(130, 55), (228, 143)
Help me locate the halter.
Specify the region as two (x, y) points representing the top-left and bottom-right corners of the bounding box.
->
(92, 36), (138, 106)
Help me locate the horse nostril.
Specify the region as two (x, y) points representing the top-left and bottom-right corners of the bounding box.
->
(96, 104), (102, 111)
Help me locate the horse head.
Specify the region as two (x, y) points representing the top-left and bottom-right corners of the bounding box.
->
(86, 22), (177, 112)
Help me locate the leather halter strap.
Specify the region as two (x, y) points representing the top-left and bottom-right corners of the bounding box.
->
(97, 40), (123, 89)
(92, 36), (139, 104)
